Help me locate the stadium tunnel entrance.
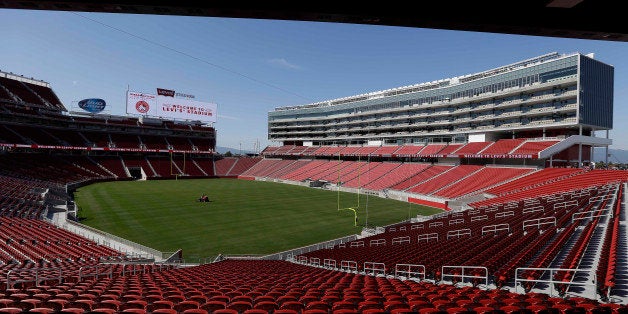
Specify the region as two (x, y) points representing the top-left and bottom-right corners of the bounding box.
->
(127, 167), (146, 180)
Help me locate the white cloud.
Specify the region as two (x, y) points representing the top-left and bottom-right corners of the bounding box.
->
(268, 58), (302, 70)
(217, 114), (240, 121)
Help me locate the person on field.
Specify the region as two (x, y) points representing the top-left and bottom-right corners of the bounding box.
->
(198, 194), (209, 202)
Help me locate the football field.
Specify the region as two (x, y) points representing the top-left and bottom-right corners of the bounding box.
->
(73, 178), (442, 261)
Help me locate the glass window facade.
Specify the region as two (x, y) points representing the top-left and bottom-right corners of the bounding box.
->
(578, 55), (613, 129)
(267, 53), (613, 145)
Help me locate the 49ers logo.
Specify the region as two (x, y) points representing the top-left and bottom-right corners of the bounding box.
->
(135, 101), (150, 113)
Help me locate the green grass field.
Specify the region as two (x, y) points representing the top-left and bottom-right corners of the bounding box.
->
(73, 178), (442, 260)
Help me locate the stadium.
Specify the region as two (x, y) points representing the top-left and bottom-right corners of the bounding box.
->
(0, 38), (626, 314)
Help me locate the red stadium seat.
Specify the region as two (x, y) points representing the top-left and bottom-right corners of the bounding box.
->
(27, 308), (56, 314)
(227, 301), (252, 312)
(182, 310), (208, 314)
(151, 310), (177, 314)
(473, 307), (499, 314)
(90, 309), (116, 314)
(243, 310), (270, 314)
(174, 301), (200, 312)
(121, 309), (147, 314)
(59, 308), (85, 314)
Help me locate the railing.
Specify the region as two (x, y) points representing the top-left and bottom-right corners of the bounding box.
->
(351, 241), (365, 248)
(555, 200), (578, 211)
(447, 228), (471, 239)
(369, 239), (386, 247)
(470, 215), (488, 222)
(448, 218), (464, 225)
(395, 264), (426, 280)
(194, 255), (221, 264)
(263, 234), (357, 260)
(482, 223), (510, 235)
(340, 260), (358, 273)
(392, 236), (410, 245)
(441, 265), (488, 288)
(323, 258), (337, 269)
(6, 268), (63, 289)
(364, 262), (386, 276)
(515, 267), (597, 299)
(59, 219), (163, 260)
(418, 233), (438, 242)
(572, 206), (613, 222)
(495, 210), (514, 218)
(523, 205), (544, 214)
(218, 254), (266, 260)
(504, 201), (519, 210)
(523, 217), (556, 230)
(120, 263), (156, 276)
(78, 264), (113, 281)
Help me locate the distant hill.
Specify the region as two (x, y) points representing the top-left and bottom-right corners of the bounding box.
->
(215, 146), (254, 155)
(593, 147), (628, 163)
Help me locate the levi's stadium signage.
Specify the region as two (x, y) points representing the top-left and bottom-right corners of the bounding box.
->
(157, 88), (175, 97)
(126, 90), (217, 123)
(157, 87), (195, 99)
(78, 98), (106, 113)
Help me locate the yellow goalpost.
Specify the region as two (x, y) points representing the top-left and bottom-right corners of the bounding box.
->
(170, 151), (186, 179)
(337, 152), (369, 226)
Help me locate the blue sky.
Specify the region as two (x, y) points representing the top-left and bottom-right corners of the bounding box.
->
(2, 9), (628, 153)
